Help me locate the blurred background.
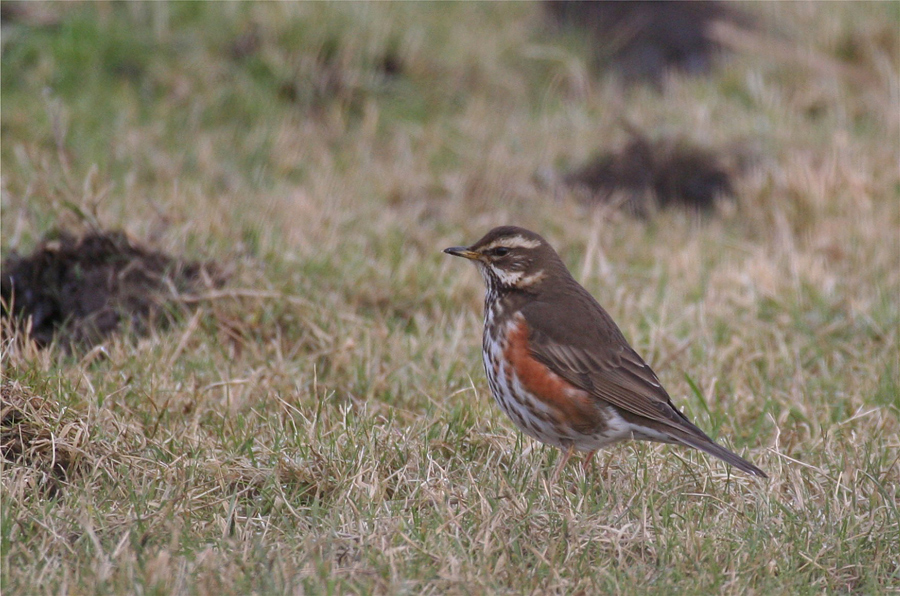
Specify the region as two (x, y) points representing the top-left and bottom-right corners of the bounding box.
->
(2, 1), (897, 348)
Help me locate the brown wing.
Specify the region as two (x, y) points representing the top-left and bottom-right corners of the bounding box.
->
(520, 290), (694, 434)
(531, 323), (695, 434)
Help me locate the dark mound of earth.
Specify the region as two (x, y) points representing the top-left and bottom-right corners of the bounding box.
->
(563, 134), (742, 216)
(1, 230), (221, 349)
(545, 0), (752, 85)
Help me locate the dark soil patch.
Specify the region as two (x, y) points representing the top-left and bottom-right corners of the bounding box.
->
(544, 0), (752, 85)
(563, 132), (745, 216)
(0, 1), (61, 27)
(1, 229), (222, 350)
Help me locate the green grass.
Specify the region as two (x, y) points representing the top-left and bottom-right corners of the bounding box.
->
(2, 2), (899, 594)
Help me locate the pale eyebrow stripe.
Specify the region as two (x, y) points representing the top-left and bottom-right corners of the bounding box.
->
(482, 236), (541, 250)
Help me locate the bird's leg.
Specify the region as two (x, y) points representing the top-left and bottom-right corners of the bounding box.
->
(582, 450), (596, 473)
(551, 444), (575, 482)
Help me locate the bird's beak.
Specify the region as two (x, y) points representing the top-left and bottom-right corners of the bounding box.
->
(443, 246), (480, 260)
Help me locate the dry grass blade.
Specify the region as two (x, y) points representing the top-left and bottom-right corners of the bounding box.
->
(1, 379), (89, 498)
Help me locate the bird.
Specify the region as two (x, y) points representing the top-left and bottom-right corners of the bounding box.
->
(444, 225), (766, 480)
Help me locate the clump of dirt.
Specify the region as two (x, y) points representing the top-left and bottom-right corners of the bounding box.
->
(1, 380), (87, 499)
(0, 1), (61, 27)
(563, 133), (747, 216)
(544, 0), (752, 85)
(1, 229), (222, 350)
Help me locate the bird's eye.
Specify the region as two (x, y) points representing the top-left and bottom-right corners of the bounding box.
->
(490, 247), (510, 257)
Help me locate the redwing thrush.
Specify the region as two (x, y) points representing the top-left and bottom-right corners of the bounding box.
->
(444, 226), (766, 479)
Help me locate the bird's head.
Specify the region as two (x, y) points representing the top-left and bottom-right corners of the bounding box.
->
(444, 226), (563, 293)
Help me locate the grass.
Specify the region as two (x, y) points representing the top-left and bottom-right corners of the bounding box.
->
(2, 2), (898, 594)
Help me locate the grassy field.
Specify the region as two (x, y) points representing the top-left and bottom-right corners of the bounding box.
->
(2, 2), (898, 594)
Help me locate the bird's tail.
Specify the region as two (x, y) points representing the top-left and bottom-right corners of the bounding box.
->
(674, 430), (768, 478)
